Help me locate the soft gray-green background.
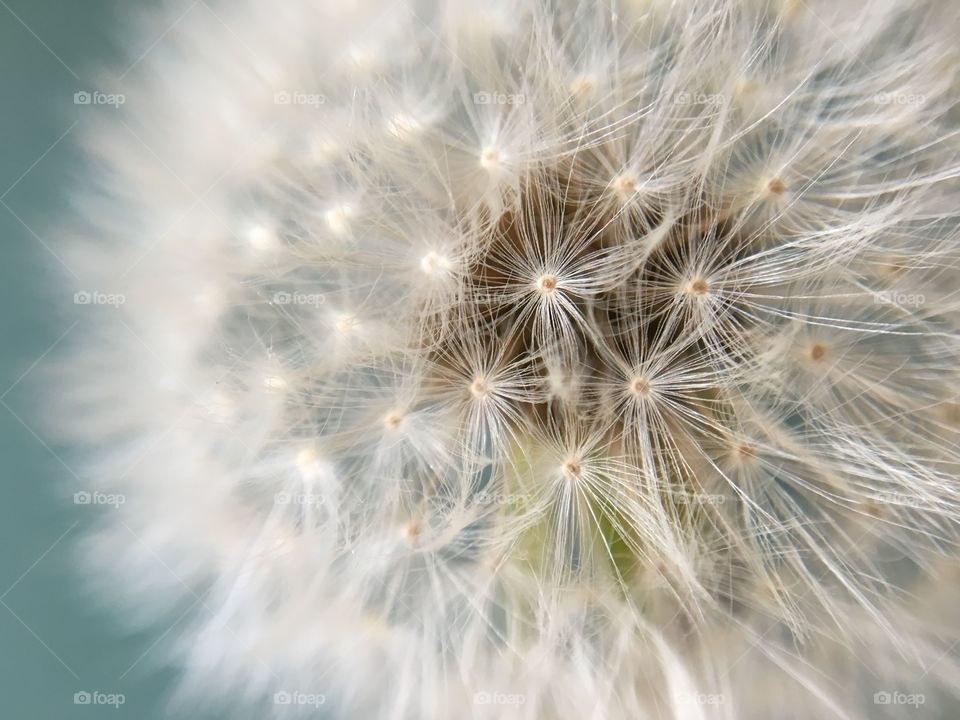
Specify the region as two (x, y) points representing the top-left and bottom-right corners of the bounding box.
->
(0, 2), (210, 717)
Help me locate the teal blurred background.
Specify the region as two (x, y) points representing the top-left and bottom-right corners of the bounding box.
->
(0, 2), (201, 717)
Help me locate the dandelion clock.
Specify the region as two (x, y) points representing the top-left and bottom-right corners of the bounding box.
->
(59, 0), (960, 718)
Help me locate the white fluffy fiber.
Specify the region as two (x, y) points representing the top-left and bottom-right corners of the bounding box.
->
(63, 0), (960, 718)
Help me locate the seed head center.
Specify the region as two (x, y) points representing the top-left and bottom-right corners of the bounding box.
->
(383, 410), (405, 429)
(537, 274), (558, 294)
(809, 343), (827, 362)
(470, 376), (490, 398)
(420, 251), (450, 276)
(612, 173), (637, 200)
(480, 146), (501, 170)
(686, 277), (710, 296)
(766, 177), (787, 197)
(630, 376), (652, 397)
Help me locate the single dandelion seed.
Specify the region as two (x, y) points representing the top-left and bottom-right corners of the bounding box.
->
(612, 173), (637, 202)
(470, 376), (489, 399)
(325, 205), (353, 235)
(569, 75), (595, 99)
(401, 519), (422, 544)
(685, 277), (710, 296)
(479, 146), (501, 171)
(335, 314), (358, 336)
(387, 113), (421, 139)
(383, 409), (405, 430)
(536, 273), (558, 294)
(246, 224), (278, 251)
(765, 177), (787, 197)
(296, 448), (322, 477)
(735, 78), (760, 100)
(262, 375), (288, 391)
(420, 250), (450, 276)
(630, 376), (652, 398)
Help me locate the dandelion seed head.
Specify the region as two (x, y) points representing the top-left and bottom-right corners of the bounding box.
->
(58, 0), (960, 718)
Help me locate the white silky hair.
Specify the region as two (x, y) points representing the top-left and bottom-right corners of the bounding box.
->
(57, 0), (960, 718)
